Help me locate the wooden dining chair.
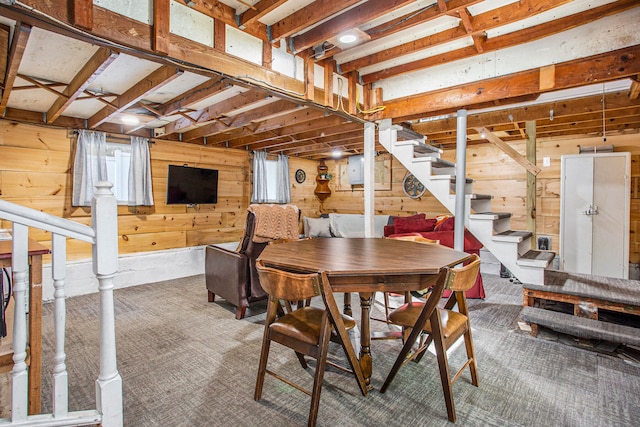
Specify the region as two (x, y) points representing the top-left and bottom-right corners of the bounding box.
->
(380, 254), (481, 423)
(254, 260), (367, 427)
(372, 235), (441, 325)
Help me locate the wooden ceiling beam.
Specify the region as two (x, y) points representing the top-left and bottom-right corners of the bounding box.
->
(160, 77), (228, 116)
(290, 0), (416, 54)
(206, 107), (329, 145)
(412, 90), (640, 135)
(47, 48), (118, 124)
(269, 0), (361, 43)
(360, 0), (627, 83)
(165, 89), (267, 135)
(181, 99), (300, 141)
(340, 0), (569, 74)
(0, 23), (30, 115)
(226, 114), (348, 148)
(375, 46), (640, 122)
(238, 0), (287, 28)
(88, 66), (183, 128)
(246, 122), (363, 151)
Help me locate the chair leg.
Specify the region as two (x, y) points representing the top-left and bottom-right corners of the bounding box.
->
(254, 338), (272, 401)
(463, 327), (479, 387)
(433, 325), (456, 422)
(208, 290), (215, 302)
(295, 351), (309, 369)
(308, 324), (332, 427)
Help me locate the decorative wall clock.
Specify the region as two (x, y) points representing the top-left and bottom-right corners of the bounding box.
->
(295, 169), (306, 184)
(402, 172), (426, 199)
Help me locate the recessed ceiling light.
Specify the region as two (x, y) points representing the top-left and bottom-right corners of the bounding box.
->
(338, 34), (358, 44)
(121, 115), (140, 125)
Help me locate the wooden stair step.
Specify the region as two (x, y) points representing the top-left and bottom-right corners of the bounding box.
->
(413, 157), (455, 167)
(450, 176), (473, 184)
(520, 306), (640, 346)
(516, 250), (555, 267)
(469, 193), (492, 200)
(397, 127), (427, 142)
(469, 211), (512, 220)
(413, 143), (443, 155)
(493, 230), (532, 243)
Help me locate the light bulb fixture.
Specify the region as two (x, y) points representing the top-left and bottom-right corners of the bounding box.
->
(331, 150), (342, 158)
(327, 28), (370, 50)
(338, 34), (358, 44)
(121, 115), (140, 125)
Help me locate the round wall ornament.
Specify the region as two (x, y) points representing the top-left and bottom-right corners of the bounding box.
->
(402, 172), (426, 199)
(295, 169), (306, 183)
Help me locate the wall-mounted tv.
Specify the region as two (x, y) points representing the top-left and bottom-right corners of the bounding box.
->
(166, 165), (218, 205)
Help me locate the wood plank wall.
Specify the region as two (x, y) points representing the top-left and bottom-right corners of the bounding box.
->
(1, 120), (638, 265)
(0, 120), (321, 262)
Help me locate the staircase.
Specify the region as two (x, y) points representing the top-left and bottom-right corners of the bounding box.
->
(378, 120), (554, 285)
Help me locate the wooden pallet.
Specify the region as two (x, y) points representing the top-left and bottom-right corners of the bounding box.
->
(522, 270), (640, 338)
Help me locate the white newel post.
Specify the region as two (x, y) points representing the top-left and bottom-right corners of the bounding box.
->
(10, 223), (29, 422)
(91, 181), (123, 427)
(52, 233), (69, 418)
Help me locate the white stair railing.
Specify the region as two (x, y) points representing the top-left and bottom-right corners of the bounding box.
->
(0, 181), (122, 427)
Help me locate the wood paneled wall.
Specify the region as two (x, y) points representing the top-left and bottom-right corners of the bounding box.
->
(0, 121), (321, 262)
(1, 120), (638, 265)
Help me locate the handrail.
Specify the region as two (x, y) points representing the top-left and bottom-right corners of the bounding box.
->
(0, 200), (95, 243)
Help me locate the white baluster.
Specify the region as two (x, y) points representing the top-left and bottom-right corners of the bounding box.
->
(52, 233), (68, 418)
(10, 223), (29, 422)
(92, 181), (123, 427)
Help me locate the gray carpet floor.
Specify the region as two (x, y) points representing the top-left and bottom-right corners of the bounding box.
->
(39, 274), (640, 426)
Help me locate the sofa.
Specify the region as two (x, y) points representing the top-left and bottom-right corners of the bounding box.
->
(384, 214), (485, 299)
(302, 213), (390, 238)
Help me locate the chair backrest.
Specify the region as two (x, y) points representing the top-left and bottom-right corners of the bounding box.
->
(255, 260), (321, 302)
(388, 235), (440, 245)
(445, 254), (481, 292)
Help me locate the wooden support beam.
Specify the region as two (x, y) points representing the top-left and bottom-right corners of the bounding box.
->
(305, 58), (315, 101)
(88, 66), (183, 128)
(475, 127), (541, 176)
(539, 65), (555, 91)
(152, 0), (170, 55)
(525, 120), (536, 235)
(324, 61), (335, 108)
(239, 0), (287, 28)
(47, 48), (118, 124)
(347, 71), (357, 115)
(214, 19), (225, 51)
(629, 74), (640, 100)
(0, 23), (30, 116)
(72, 0), (93, 30)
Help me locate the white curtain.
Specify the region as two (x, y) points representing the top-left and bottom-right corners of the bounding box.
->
(251, 150), (268, 203)
(72, 130), (107, 206)
(275, 153), (291, 203)
(128, 136), (154, 206)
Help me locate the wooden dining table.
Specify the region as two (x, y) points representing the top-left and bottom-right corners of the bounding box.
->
(258, 237), (471, 388)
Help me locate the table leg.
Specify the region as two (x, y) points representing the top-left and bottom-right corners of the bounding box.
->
(28, 255), (42, 415)
(358, 292), (373, 388)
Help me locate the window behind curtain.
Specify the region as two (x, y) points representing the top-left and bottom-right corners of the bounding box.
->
(104, 142), (131, 204)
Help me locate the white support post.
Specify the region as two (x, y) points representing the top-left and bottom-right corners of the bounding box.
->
(91, 181), (123, 427)
(52, 233), (69, 418)
(10, 223), (29, 422)
(454, 110), (467, 253)
(364, 122), (375, 237)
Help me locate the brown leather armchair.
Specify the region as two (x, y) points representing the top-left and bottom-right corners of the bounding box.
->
(205, 204), (299, 319)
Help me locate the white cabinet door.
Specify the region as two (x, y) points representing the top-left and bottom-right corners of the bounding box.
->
(560, 153), (630, 279)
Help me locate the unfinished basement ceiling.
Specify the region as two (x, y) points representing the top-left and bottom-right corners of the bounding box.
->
(0, 0), (637, 159)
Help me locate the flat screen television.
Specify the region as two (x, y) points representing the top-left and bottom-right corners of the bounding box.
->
(166, 164), (218, 205)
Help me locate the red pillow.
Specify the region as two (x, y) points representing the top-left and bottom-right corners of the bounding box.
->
(394, 217), (437, 234)
(435, 216), (456, 232)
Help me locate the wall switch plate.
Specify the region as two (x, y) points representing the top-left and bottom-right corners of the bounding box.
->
(543, 157), (551, 167)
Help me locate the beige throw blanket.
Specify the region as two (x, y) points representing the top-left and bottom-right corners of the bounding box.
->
(248, 204), (299, 243)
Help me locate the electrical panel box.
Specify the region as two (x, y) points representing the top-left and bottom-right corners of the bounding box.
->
(348, 155), (364, 185)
